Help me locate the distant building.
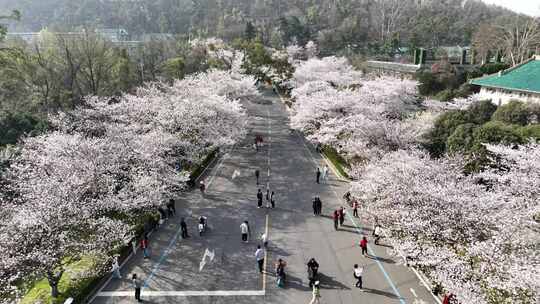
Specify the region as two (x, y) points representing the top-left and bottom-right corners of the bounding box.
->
(141, 33), (175, 42)
(470, 55), (540, 105)
(95, 28), (129, 42)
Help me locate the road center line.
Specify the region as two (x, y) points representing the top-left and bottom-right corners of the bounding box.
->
(142, 144), (237, 289)
(298, 135), (406, 304)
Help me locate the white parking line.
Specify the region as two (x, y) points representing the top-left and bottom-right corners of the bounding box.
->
(96, 290), (265, 297)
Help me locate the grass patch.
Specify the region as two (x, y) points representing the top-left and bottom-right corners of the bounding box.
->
(189, 148), (219, 186)
(21, 256), (101, 304)
(322, 146), (351, 180)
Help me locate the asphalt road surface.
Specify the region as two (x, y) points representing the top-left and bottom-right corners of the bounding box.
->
(91, 89), (438, 304)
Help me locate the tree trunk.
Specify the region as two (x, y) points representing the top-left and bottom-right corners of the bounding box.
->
(47, 270), (63, 298)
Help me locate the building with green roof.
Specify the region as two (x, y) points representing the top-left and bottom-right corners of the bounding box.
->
(470, 55), (540, 105)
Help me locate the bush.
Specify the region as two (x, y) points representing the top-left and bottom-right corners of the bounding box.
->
(519, 124), (540, 141)
(479, 62), (510, 75)
(447, 123), (477, 154)
(492, 100), (529, 126)
(473, 121), (523, 147)
(425, 110), (470, 156)
(322, 145), (350, 179)
(416, 71), (445, 96)
(0, 111), (48, 146)
(434, 89), (456, 101)
(466, 100), (497, 125)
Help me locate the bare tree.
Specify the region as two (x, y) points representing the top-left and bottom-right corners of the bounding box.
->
(495, 17), (540, 66)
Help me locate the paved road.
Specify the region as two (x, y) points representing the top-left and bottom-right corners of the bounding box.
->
(91, 89), (438, 304)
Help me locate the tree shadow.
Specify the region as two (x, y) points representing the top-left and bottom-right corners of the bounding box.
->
(317, 272), (351, 290)
(367, 255), (396, 264)
(361, 287), (400, 299)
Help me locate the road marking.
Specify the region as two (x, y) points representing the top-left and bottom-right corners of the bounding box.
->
(262, 214), (269, 291)
(411, 288), (418, 297)
(88, 149), (225, 304)
(96, 290), (265, 297)
(199, 248), (215, 272)
(142, 144), (237, 289)
(298, 136), (406, 304)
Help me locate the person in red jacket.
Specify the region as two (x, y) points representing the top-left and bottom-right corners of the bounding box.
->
(442, 293), (454, 304)
(359, 236), (368, 256)
(140, 236), (150, 259)
(332, 210), (339, 230)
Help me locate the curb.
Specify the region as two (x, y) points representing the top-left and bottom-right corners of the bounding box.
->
(85, 150), (223, 303)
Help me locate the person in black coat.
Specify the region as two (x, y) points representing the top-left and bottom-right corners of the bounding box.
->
(257, 189), (263, 208)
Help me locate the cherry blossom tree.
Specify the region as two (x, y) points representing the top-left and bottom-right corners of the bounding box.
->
(290, 56), (363, 88)
(350, 144), (540, 304)
(0, 69), (254, 300)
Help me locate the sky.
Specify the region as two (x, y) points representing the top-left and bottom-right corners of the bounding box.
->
(481, 0), (540, 17)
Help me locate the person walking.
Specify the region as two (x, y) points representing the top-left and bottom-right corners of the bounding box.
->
(322, 165), (329, 182)
(180, 217), (189, 239)
(270, 191), (275, 208)
(140, 235), (150, 259)
(255, 169), (260, 185)
(309, 281), (321, 304)
(255, 245), (265, 273)
(374, 224), (382, 245)
(167, 198), (176, 217)
(316, 197), (322, 215)
(132, 273), (142, 302)
(316, 167), (321, 184)
(240, 221), (249, 243)
(257, 189), (263, 208)
(261, 232), (268, 248)
(359, 236), (368, 256)
(312, 197), (318, 216)
(254, 137), (259, 152)
(111, 256), (121, 279)
(353, 264), (363, 290)
(333, 210), (339, 230)
(338, 207), (345, 226)
(352, 199), (359, 218)
(266, 188), (271, 208)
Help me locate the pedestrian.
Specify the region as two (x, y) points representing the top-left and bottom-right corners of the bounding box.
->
(232, 169), (241, 180)
(181, 217), (189, 239)
(257, 189), (263, 208)
(275, 258), (287, 287)
(261, 232), (268, 248)
(246, 221), (252, 241)
(359, 236), (368, 256)
(374, 224), (382, 245)
(353, 264), (363, 290)
(352, 199), (359, 218)
(270, 191), (275, 208)
(322, 165), (329, 182)
(316, 197), (322, 215)
(316, 167), (321, 184)
(111, 256), (121, 279)
(167, 198), (176, 217)
(255, 245), (265, 273)
(240, 221), (249, 243)
(333, 210), (339, 230)
(158, 206), (167, 225)
(266, 188), (270, 208)
(131, 240), (138, 255)
(140, 235), (150, 259)
(255, 169), (260, 185)
(312, 197), (318, 216)
(132, 273), (142, 302)
(254, 137), (259, 152)
(338, 207), (345, 226)
(442, 293), (454, 304)
(309, 281), (321, 304)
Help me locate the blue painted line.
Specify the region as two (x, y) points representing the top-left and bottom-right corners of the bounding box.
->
(347, 212), (406, 304)
(143, 225), (184, 288)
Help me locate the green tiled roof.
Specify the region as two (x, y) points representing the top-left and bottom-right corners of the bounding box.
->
(470, 59), (540, 94)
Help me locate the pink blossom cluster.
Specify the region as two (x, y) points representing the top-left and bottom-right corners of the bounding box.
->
(0, 69), (254, 301)
(351, 145), (539, 303)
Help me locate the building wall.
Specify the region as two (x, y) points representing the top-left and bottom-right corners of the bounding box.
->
(478, 87), (540, 106)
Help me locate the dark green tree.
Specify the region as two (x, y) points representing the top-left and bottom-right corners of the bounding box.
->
(245, 21), (256, 41)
